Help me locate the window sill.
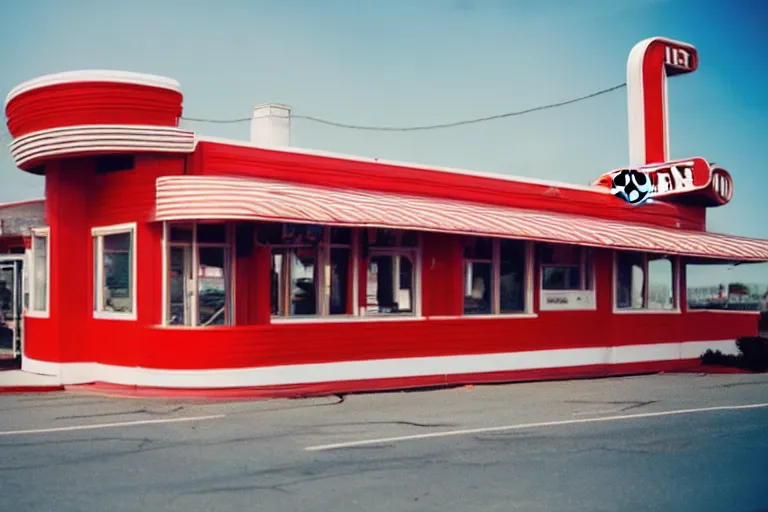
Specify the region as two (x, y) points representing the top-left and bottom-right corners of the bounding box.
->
(271, 315), (425, 324)
(433, 313), (537, 320)
(93, 311), (137, 321)
(686, 309), (760, 315)
(612, 308), (681, 315)
(24, 311), (50, 319)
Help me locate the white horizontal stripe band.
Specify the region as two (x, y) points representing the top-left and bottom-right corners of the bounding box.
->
(10, 125), (196, 167)
(20, 340), (738, 388)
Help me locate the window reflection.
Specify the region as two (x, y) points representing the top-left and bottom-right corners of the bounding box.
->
(366, 254), (414, 314)
(198, 247), (228, 325)
(329, 248), (350, 315)
(616, 252), (646, 309)
(289, 248), (317, 316)
(500, 240), (526, 313)
(464, 261), (492, 314)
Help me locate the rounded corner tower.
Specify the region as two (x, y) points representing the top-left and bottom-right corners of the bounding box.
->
(4, 70), (194, 173)
(3, 70), (197, 377)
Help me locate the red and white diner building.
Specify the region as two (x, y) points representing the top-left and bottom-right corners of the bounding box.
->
(3, 36), (767, 395)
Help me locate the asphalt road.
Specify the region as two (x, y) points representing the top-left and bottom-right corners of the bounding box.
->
(0, 373), (766, 512)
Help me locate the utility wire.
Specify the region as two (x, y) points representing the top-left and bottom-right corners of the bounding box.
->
(180, 82), (627, 132)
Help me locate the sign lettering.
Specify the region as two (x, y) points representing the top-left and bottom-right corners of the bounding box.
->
(546, 296), (569, 305)
(665, 46), (693, 70)
(648, 164), (695, 194)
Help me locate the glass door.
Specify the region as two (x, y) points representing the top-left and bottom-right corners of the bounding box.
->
(0, 260), (22, 358)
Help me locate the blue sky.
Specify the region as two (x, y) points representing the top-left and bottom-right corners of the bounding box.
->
(1, 0), (766, 287)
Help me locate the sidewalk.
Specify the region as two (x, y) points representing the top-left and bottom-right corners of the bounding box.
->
(0, 364), (63, 393)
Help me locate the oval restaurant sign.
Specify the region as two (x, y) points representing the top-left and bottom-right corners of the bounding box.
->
(593, 157), (733, 207)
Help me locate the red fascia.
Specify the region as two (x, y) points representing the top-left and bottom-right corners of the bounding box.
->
(193, 141), (706, 231)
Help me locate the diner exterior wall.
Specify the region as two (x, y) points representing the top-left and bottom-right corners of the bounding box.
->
(14, 147), (758, 391)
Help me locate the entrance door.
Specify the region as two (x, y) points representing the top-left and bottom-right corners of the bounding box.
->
(0, 260), (22, 359)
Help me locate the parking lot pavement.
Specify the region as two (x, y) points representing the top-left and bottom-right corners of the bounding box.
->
(0, 373), (766, 511)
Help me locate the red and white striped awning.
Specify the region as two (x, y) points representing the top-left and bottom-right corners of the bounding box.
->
(155, 176), (768, 262)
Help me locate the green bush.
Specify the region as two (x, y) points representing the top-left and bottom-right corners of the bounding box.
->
(700, 337), (768, 372)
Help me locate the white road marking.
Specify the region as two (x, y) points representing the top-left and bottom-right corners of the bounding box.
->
(305, 403), (768, 451)
(572, 408), (626, 416)
(0, 414), (226, 437)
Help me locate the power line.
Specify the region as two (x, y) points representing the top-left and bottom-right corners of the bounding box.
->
(180, 82), (627, 132)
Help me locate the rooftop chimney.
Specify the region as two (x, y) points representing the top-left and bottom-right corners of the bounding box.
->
(250, 103), (291, 148)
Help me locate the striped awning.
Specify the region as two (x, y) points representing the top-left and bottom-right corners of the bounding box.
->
(155, 175), (768, 262)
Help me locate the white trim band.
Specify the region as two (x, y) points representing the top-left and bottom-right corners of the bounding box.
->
(10, 125), (196, 167)
(20, 339), (739, 388)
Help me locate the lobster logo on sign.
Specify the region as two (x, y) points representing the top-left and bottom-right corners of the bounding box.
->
(610, 169), (653, 205)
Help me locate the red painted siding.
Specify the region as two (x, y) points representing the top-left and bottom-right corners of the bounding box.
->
(5, 83), (183, 138)
(18, 145), (756, 387)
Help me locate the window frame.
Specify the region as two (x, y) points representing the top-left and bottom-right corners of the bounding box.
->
(92, 222), (138, 321)
(363, 244), (422, 318)
(27, 226), (50, 319)
(268, 225), (363, 321)
(538, 244), (596, 312)
(612, 250), (680, 314)
(460, 237), (535, 317)
(161, 222), (235, 327)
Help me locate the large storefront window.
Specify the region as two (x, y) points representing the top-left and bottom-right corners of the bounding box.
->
(267, 224), (355, 318)
(165, 223), (232, 326)
(615, 251), (677, 311)
(29, 228), (49, 316)
(93, 224), (136, 319)
(462, 237), (530, 315)
(686, 261), (768, 311)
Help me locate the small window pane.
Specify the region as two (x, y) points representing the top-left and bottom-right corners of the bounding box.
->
(290, 248), (317, 316)
(464, 237), (493, 260)
(542, 266), (580, 290)
(271, 250), (284, 315)
(329, 248), (350, 315)
(0, 267), (14, 321)
(198, 247), (227, 325)
(168, 246), (190, 325)
(259, 223), (284, 245)
(584, 249), (594, 290)
(500, 240), (526, 313)
(282, 224), (323, 245)
(102, 232), (132, 313)
(464, 261), (492, 314)
(330, 227), (351, 245)
(401, 231), (419, 247)
(648, 256), (675, 310)
(197, 224), (226, 244)
(32, 235), (48, 313)
(616, 252), (646, 308)
(541, 244), (580, 265)
(170, 225), (193, 243)
(373, 229), (398, 247)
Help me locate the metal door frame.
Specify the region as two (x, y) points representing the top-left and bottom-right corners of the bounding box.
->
(0, 254), (24, 359)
